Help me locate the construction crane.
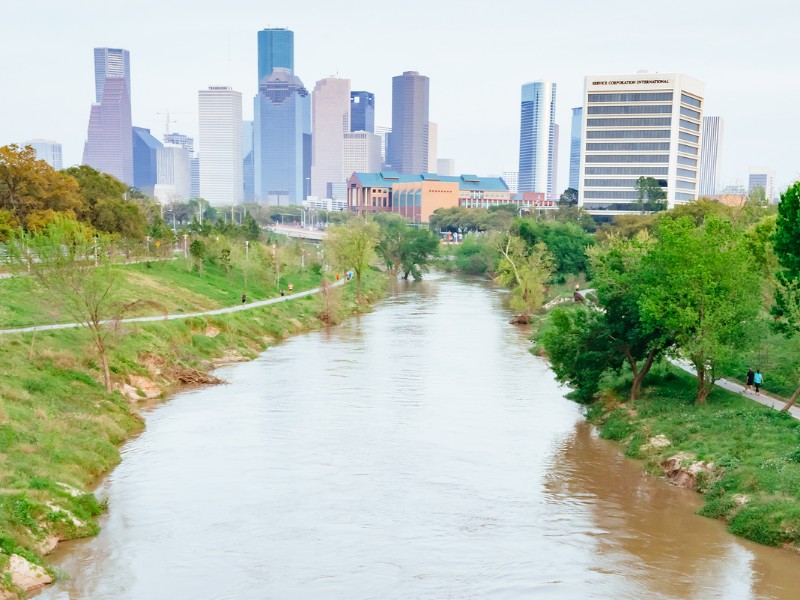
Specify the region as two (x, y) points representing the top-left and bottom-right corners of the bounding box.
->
(155, 109), (189, 135)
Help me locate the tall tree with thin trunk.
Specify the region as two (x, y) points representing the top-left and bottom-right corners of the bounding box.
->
(9, 217), (127, 393)
(325, 218), (379, 299)
(639, 216), (761, 404)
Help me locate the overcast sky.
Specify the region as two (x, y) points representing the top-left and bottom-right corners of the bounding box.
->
(2, 0), (798, 193)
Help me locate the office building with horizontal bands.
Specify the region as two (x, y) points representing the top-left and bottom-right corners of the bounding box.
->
(312, 77), (351, 199)
(24, 139), (62, 170)
(578, 72), (705, 215)
(347, 172), (510, 222)
(198, 86), (243, 206)
(387, 71), (429, 174)
(749, 166), (776, 201)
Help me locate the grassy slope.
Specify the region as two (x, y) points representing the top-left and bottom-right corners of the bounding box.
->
(0, 260), (385, 593)
(591, 365), (800, 549)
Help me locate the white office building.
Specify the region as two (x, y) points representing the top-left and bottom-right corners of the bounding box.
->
(375, 125), (391, 163)
(25, 139), (63, 170)
(437, 158), (455, 176)
(578, 72), (705, 214)
(518, 80), (558, 197)
(749, 166), (776, 201)
(343, 132), (382, 180)
(156, 143), (191, 202)
(428, 121), (438, 172)
(311, 77), (351, 199)
(698, 116), (724, 196)
(502, 170), (519, 193)
(198, 86), (243, 206)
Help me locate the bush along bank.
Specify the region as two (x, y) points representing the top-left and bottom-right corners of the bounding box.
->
(586, 364), (800, 552)
(0, 268), (386, 598)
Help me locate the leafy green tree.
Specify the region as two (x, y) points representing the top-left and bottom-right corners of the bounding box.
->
(589, 232), (672, 400)
(771, 183), (800, 411)
(558, 187), (578, 206)
(515, 219), (594, 276)
(635, 176), (667, 213)
(325, 218), (379, 298)
(62, 165), (127, 206)
(399, 227), (440, 280)
(241, 213), (261, 241)
(374, 213), (407, 276)
(639, 216), (762, 404)
(492, 233), (554, 322)
(452, 233), (499, 275)
(538, 306), (619, 402)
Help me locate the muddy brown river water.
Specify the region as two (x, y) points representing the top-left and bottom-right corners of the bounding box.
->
(36, 274), (800, 599)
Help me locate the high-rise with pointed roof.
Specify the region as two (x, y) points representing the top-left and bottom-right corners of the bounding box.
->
(82, 47), (133, 184)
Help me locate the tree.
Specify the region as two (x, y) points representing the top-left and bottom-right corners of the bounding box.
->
(325, 218), (379, 298)
(538, 306), (619, 402)
(492, 233), (554, 322)
(771, 182), (800, 411)
(588, 232), (672, 401)
(8, 217), (131, 392)
(0, 144), (84, 223)
(242, 213), (261, 241)
(639, 216), (762, 404)
(398, 227), (440, 280)
(559, 187), (578, 206)
(515, 219), (594, 276)
(635, 176), (667, 213)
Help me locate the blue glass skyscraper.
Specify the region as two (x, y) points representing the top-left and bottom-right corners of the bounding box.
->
(350, 91), (375, 133)
(132, 126), (161, 195)
(258, 28), (294, 83)
(254, 69), (310, 204)
(569, 107), (582, 191)
(518, 81), (557, 197)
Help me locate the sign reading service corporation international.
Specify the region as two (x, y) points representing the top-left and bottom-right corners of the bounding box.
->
(591, 79), (672, 86)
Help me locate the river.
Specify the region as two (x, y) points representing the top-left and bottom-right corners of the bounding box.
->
(37, 274), (800, 599)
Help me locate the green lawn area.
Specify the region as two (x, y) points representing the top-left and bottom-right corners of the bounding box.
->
(593, 365), (800, 549)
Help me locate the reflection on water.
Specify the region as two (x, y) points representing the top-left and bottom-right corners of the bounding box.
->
(38, 274), (800, 599)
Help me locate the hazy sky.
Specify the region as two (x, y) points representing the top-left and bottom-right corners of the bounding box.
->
(2, 0), (798, 192)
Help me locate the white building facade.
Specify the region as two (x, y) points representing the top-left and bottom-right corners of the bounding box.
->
(156, 143), (191, 202)
(428, 121), (438, 173)
(698, 116), (724, 196)
(198, 86), (243, 206)
(578, 72), (705, 215)
(343, 132), (382, 180)
(518, 80), (557, 198)
(25, 139), (63, 170)
(501, 170), (519, 193)
(311, 77), (351, 199)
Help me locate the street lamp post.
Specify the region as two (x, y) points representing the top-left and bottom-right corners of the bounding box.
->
(183, 234), (188, 259)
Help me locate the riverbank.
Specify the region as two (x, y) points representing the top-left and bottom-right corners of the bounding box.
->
(586, 363), (800, 552)
(0, 263), (386, 598)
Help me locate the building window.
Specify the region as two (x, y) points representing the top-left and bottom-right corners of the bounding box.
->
(585, 166), (669, 176)
(680, 106), (701, 120)
(584, 191), (642, 199)
(587, 105), (672, 115)
(675, 192), (696, 201)
(588, 92), (673, 103)
(586, 155), (670, 163)
(680, 93), (702, 108)
(677, 168), (697, 178)
(586, 129), (671, 139)
(584, 178), (642, 187)
(678, 156), (698, 167)
(587, 117), (672, 128)
(679, 119), (700, 132)
(676, 179), (696, 190)
(678, 143), (698, 155)
(679, 131), (699, 143)
(585, 142), (670, 152)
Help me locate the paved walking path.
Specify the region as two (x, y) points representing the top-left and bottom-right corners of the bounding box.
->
(0, 279), (346, 336)
(671, 358), (800, 419)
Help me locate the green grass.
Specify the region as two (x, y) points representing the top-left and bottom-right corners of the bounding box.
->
(590, 365), (800, 549)
(0, 259), (386, 592)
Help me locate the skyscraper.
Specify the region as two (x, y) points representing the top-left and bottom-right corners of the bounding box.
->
(518, 80), (557, 198)
(569, 107), (583, 191)
(258, 28), (294, 83)
(83, 47), (133, 184)
(198, 86), (243, 206)
(578, 72), (705, 214)
(343, 132), (382, 179)
(387, 71), (429, 174)
(132, 127), (161, 195)
(254, 68), (311, 204)
(164, 132), (199, 200)
(502, 170), (519, 193)
(375, 125), (391, 164)
(350, 91), (375, 133)
(311, 77), (351, 198)
(698, 116), (724, 196)
(437, 159), (455, 177)
(93, 48), (130, 103)
(24, 139), (62, 170)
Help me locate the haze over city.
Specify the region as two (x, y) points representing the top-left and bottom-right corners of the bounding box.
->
(2, 0), (798, 191)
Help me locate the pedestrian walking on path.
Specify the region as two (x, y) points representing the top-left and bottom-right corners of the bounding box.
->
(754, 369), (764, 395)
(241, 293), (247, 304)
(745, 368), (755, 393)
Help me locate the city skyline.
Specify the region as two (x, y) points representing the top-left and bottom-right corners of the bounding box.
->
(2, 1), (798, 195)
